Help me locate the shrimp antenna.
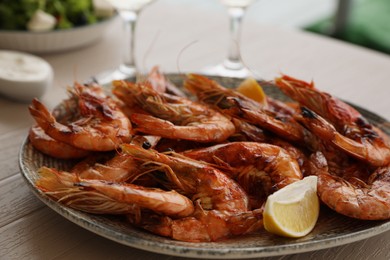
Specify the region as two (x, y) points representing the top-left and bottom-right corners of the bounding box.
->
(230, 37), (262, 80)
(176, 40), (199, 75)
(72, 64), (79, 84)
(141, 29), (161, 80)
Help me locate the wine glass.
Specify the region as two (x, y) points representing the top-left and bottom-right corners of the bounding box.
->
(95, 0), (156, 84)
(204, 0), (258, 78)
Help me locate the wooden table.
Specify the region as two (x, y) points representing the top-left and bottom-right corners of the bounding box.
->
(1, 1), (389, 259)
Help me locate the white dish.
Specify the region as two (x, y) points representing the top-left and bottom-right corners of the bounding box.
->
(0, 50), (53, 101)
(19, 74), (390, 258)
(0, 15), (118, 54)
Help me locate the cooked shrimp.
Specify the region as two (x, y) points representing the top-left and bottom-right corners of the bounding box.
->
(184, 74), (307, 143)
(29, 125), (89, 159)
(275, 75), (359, 130)
(128, 207), (264, 242)
(121, 144), (266, 241)
(298, 107), (390, 167)
(232, 119), (310, 175)
(29, 83), (132, 151)
(309, 152), (390, 220)
(182, 142), (303, 208)
(113, 80), (235, 143)
(120, 143), (249, 213)
(275, 75), (390, 166)
(35, 167), (194, 218)
(228, 97), (308, 143)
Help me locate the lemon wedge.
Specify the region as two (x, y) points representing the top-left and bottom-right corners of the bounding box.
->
(263, 176), (319, 238)
(236, 77), (268, 105)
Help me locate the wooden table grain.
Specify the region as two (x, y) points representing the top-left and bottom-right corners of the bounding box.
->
(1, 1), (389, 259)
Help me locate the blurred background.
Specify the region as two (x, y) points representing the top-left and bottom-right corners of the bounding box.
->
(187, 0), (390, 55)
(0, 0), (388, 56)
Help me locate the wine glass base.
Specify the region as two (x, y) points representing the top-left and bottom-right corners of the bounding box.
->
(92, 66), (137, 85)
(202, 63), (252, 78)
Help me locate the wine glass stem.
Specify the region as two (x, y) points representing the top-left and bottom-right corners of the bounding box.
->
(119, 10), (138, 74)
(225, 7), (245, 70)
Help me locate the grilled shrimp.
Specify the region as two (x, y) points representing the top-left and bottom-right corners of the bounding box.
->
(35, 167), (194, 218)
(184, 74), (307, 143)
(275, 75), (360, 131)
(275, 75), (390, 166)
(182, 142), (303, 208)
(298, 107), (390, 167)
(29, 83), (132, 151)
(232, 119), (311, 175)
(309, 152), (390, 220)
(128, 208), (264, 242)
(121, 144), (267, 241)
(121, 143), (249, 212)
(29, 125), (89, 159)
(113, 80), (235, 143)
(29, 96), (90, 159)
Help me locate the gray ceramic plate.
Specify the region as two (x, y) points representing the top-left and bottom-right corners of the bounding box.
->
(19, 74), (390, 259)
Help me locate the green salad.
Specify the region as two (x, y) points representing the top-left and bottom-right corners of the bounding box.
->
(0, 0), (112, 31)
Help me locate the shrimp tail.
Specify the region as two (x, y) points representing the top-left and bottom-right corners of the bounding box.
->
(36, 166), (79, 191)
(29, 99), (71, 135)
(29, 98), (52, 123)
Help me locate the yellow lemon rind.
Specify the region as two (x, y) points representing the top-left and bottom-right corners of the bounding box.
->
(263, 176), (320, 238)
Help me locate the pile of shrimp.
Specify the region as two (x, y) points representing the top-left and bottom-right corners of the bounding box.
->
(29, 66), (390, 242)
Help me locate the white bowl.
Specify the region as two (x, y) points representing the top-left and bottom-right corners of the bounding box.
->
(0, 50), (53, 102)
(0, 14), (118, 54)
